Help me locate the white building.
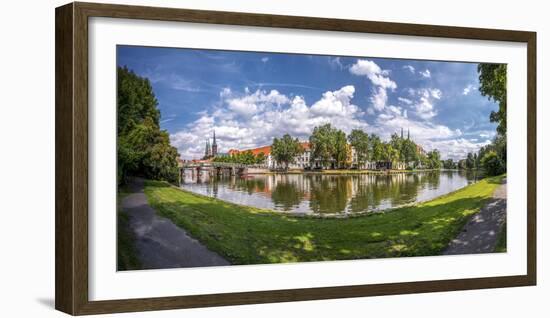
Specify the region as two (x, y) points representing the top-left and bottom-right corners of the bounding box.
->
(229, 142), (409, 170)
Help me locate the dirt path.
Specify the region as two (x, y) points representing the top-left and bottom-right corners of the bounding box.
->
(121, 178), (229, 269)
(443, 179), (507, 255)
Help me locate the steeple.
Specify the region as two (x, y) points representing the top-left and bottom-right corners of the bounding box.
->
(211, 130), (218, 157)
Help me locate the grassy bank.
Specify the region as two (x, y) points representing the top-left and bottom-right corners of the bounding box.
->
(144, 175), (504, 265)
(256, 169), (441, 175)
(314, 169), (439, 175)
(117, 186), (141, 270)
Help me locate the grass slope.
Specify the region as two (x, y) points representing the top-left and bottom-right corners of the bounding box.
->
(144, 175), (504, 265)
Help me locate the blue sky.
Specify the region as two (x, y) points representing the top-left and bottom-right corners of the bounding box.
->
(117, 45), (501, 160)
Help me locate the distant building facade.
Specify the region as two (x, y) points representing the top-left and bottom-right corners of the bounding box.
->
(214, 128), (426, 170)
(228, 142), (410, 170)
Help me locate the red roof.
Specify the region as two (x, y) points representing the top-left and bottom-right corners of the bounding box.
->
(228, 142), (310, 156)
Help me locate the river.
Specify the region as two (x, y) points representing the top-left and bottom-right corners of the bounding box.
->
(180, 170), (483, 215)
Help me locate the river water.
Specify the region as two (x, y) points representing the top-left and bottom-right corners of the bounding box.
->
(180, 170), (482, 215)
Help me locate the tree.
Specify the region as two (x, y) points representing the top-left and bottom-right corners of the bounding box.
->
(117, 66), (179, 184)
(310, 124), (337, 168)
(344, 144), (353, 168)
(333, 130), (348, 169)
(466, 152), (475, 170)
(442, 159), (456, 169)
(426, 150), (441, 169)
(255, 152), (266, 165)
(401, 139), (418, 167)
(369, 134), (384, 161)
(478, 63), (507, 136)
(348, 129), (369, 168)
(272, 134), (303, 171)
(390, 133), (403, 161)
(381, 143), (399, 164)
(481, 150), (505, 176)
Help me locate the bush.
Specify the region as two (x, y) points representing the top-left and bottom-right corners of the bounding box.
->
(480, 151), (505, 176)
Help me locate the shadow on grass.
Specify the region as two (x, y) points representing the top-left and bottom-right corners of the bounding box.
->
(145, 179), (493, 265)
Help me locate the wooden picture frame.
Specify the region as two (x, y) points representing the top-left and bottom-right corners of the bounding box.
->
(55, 1), (537, 315)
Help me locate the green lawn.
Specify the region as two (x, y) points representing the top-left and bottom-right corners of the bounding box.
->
(144, 175), (504, 265)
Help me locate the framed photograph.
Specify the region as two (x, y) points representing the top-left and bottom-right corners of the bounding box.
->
(55, 2), (536, 315)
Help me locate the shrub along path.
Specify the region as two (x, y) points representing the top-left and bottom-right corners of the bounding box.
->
(144, 175), (505, 265)
(121, 178), (229, 269)
(443, 178), (507, 255)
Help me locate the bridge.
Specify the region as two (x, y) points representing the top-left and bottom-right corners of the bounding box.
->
(180, 162), (268, 177)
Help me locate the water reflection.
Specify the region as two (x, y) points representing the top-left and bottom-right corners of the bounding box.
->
(180, 170), (482, 215)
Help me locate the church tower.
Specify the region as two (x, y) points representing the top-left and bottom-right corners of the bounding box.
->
(401, 128), (404, 139)
(407, 128), (410, 140)
(211, 130), (218, 157)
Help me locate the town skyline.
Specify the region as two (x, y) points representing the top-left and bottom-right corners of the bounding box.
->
(117, 46), (501, 161)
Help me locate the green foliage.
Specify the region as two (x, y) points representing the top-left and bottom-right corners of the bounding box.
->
(272, 134), (304, 170)
(442, 159), (457, 169)
(478, 64), (507, 136)
(333, 130), (348, 168)
(117, 66), (179, 184)
(369, 134), (384, 161)
(401, 139), (419, 165)
(309, 124), (338, 168)
(480, 150), (506, 176)
(460, 134), (506, 174)
(348, 129), (370, 166)
(466, 152), (476, 170)
(269, 124), (439, 170)
(425, 150), (441, 169)
(212, 151), (266, 165)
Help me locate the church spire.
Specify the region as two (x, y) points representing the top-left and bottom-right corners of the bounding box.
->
(211, 130), (218, 157)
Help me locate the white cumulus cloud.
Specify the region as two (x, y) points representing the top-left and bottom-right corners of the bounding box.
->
(350, 59), (397, 90)
(171, 86), (368, 159)
(419, 69), (431, 78)
(350, 59), (397, 112)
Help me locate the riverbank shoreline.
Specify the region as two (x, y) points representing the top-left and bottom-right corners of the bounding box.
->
(143, 175), (505, 265)
(241, 168), (444, 176)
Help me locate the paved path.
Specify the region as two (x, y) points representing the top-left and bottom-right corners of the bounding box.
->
(121, 178), (229, 269)
(443, 179), (507, 255)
